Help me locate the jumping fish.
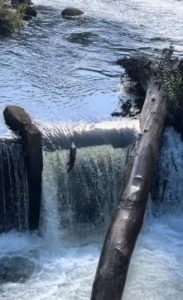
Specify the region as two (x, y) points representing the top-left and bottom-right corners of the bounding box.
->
(67, 142), (77, 173)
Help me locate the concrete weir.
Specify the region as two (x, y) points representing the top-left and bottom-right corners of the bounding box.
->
(3, 106), (43, 230)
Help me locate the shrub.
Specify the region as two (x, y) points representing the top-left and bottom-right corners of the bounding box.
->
(153, 47), (183, 122)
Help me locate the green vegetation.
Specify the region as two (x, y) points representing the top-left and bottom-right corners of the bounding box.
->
(154, 48), (183, 121)
(0, 0), (23, 35)
(118, 47), (183, 122)
(165, 72), (183, 118)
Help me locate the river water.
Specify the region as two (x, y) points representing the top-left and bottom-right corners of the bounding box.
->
(0, 0), (183, 299)
(0, 0), (183, 133)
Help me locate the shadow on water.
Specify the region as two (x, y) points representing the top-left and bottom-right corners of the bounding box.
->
(0, 256), (35, 283)
(66, 32), (99, 46)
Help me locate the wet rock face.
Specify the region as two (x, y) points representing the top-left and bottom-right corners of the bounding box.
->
(4, 106), (43, 231)
(0, 256), (35, 283)
(61, 7), (84, 18)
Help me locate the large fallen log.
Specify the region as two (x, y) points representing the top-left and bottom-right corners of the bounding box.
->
(90, 53), (178, 300)
(4, 106), (43, 231)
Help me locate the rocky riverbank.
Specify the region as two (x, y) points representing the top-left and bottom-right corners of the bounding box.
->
(0, 0), (37, 36)
(0, 4), (85, 36)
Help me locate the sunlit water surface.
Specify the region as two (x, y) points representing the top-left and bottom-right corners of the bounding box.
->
(0, 0), (183, 133)
(0, 0), (183, 299)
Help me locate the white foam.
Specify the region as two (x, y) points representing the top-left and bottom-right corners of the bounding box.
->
(124, 214), (183, 299)
(38, 119), (140, 138)
(0, 211), (183, 299)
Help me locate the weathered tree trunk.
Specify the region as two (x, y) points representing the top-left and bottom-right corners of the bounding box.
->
(90, 75), (168, 299)
(4, 106), (43, 231)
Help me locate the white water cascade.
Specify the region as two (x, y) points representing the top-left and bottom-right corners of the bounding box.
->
(123, 128), (183, 299)
(0, 141), (29, 232)
(0, 0), (183, 298)
(0, 127), (182, 299)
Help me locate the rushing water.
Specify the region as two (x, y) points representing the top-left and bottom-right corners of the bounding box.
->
(0, 128), (183, 300)
(0, 141), (29, 232)
(0, 0), (183, 299)
(0, 0), (183, 134)
(123, 128), (183, 299)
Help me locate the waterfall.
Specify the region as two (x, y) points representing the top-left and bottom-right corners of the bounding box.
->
(40, 120), (139, 150)
(42, 145), (128, 241)
(0, 126), (183, 300)
(0, 140), (29, 232)
(152, 127), (183, 215)
(123, 127), (183, 300)
(40, 120), (138, 241)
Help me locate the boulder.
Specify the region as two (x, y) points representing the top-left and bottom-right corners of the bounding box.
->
(11, 0), (37, 21)
(0, 17), (12, 36)
(61, 7), (84, 18)
(0, 7), (19, 36)
(21, 5), (37, 20)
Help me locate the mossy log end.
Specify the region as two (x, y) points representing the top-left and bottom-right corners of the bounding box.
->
(90, 75), (168, 298)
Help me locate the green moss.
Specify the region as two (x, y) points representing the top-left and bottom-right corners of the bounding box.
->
(153, 47), (183, 121)
(165, 72), (183, 122)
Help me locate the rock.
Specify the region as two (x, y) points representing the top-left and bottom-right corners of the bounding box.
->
(67, 32), (96, 46)
(0, 7), (19, 36)
(4, 106), (43, 231)
(22, 14), (32, 21)
(11, 0), (19, 8)
(0, 7), (23, 36)
(21, 5), (37, 20)
(111, 111), (122, 117)
(0, 18), (12, 36)
(0, 256), (35, 283)
(11, 0), (32, 8)
(11, 0), (37, 21)
(61, 7), (84, 18)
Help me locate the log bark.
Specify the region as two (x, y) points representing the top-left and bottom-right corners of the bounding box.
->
(90, 80), (168, 300)
(4, 106), (43, 230)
